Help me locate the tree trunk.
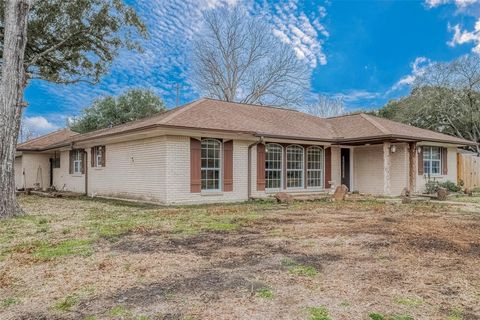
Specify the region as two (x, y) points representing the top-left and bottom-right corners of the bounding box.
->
(0, 0), (31, 218)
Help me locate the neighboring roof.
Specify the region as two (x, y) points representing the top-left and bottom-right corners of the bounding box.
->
(16, 128), (78, 151)
(16, 99), (477, 151)
(326, 113), (476, 145)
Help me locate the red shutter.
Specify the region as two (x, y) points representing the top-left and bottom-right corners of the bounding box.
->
(223, 140), (233, 192)
(442, 147), (448, 175)
(190, 138), (201, 193)
(91, 147), (95, 167)
(418, 147), (424, 175)
(256, 144), (266, 191)
(324, 147), (331, 188)
(102, 146), (106, 167)
(69, 150), (74, 174)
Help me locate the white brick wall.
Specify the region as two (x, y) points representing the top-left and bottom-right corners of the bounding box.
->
(53, 150), (85, 193)
(250, 144), (268, 199)
(48, 133), (459, 203)
(164, 136), (250, 204)
(87, 136), (167, 202)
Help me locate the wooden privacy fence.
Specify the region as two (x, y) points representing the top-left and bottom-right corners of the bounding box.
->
(457, 153), (480, 189)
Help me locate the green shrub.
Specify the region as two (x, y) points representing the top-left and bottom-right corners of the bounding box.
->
(425, 179), (461, 193)
(439, 180), (461, 193)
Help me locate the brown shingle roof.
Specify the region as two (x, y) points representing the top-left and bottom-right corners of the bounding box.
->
(326, 113), (476, 145)
(69, 98), (338, 143)
(16, 128), (78, 151)
(17, 99), (477, 150)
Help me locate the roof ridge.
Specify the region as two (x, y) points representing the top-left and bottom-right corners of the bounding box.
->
(202, 97), (299, 112)
(160, 99), (207, 124)
(360, 113), (391, 135)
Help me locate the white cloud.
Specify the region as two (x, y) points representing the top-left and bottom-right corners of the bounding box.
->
(29, 0), (329, 119)
(449, 19), (480, 53)
(391, 57), (432, 91)
(328, 90), (380, 103)
(259, 0), (329, 68)
(424, 0), (480, 53)
(425, 0), (479, 8)
(23, 116), (59, 134)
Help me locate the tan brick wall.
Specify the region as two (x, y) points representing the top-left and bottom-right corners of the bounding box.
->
(14, 157), (23, 189)
(87, 136), (167, 203)
(353, 143), (409, 196)
(330, 146), (341, 190)
(21, 153), (51, 191)
(415, 146), (457, 192)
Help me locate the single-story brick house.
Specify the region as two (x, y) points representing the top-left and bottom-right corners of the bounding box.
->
(15, 98), (477, 204)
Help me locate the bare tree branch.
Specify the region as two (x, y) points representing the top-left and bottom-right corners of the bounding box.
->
(191, 6), (309, 107)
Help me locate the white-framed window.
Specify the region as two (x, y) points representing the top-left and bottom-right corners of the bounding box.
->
(265, 143), (283, 189)
(286, 145), (304, 188)
(201, 138), (221, 191)
(73, 150), (83, 174)
(423, 146), (441, 175)
(307, 146), (324, 188)
(93, 146), (105, 167)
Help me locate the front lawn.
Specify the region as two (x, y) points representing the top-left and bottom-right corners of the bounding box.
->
(0, 196), (479, 319)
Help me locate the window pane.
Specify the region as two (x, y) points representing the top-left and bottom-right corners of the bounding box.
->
(201, 139), (221, 190)
(265, 144), (283, 189)
(432, 160), (440, 174)
(286, 146), (303, 188)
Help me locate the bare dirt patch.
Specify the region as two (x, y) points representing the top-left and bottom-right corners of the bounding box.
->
(0, 196), (479, 319)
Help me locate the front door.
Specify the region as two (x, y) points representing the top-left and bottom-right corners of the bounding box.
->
(341, 148), (350, 190)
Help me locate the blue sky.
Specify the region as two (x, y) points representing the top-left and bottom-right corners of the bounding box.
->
(23, 0), (480, 134)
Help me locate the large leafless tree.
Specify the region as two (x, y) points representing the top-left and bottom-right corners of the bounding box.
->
(191, 6), (309, 107)
(303, 94), (345, 118)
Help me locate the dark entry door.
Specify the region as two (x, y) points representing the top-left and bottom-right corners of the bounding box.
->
(341, 148), (350, 190)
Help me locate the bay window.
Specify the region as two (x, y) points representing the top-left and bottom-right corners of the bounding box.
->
(286, 145), (304, 188)
(307, 146), (324, 188)
(265, 143), (283, 189)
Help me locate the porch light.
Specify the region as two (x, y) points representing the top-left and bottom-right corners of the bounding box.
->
(390, 145), (396, 153)
(417, 146), (422, 154)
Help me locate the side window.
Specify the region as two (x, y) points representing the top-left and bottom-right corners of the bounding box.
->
(201, 139), (221, 191)
(73, 150), (83, 174)
(423, 146), (441, 175)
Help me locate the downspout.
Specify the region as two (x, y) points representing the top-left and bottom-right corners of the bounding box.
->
(247, 136), (264, 199)
(84, 149), (88, 196)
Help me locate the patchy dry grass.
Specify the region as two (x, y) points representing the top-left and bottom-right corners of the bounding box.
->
(0, 195), (479, 319)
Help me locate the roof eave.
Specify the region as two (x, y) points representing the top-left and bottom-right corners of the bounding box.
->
(336, 134), (477, 146)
